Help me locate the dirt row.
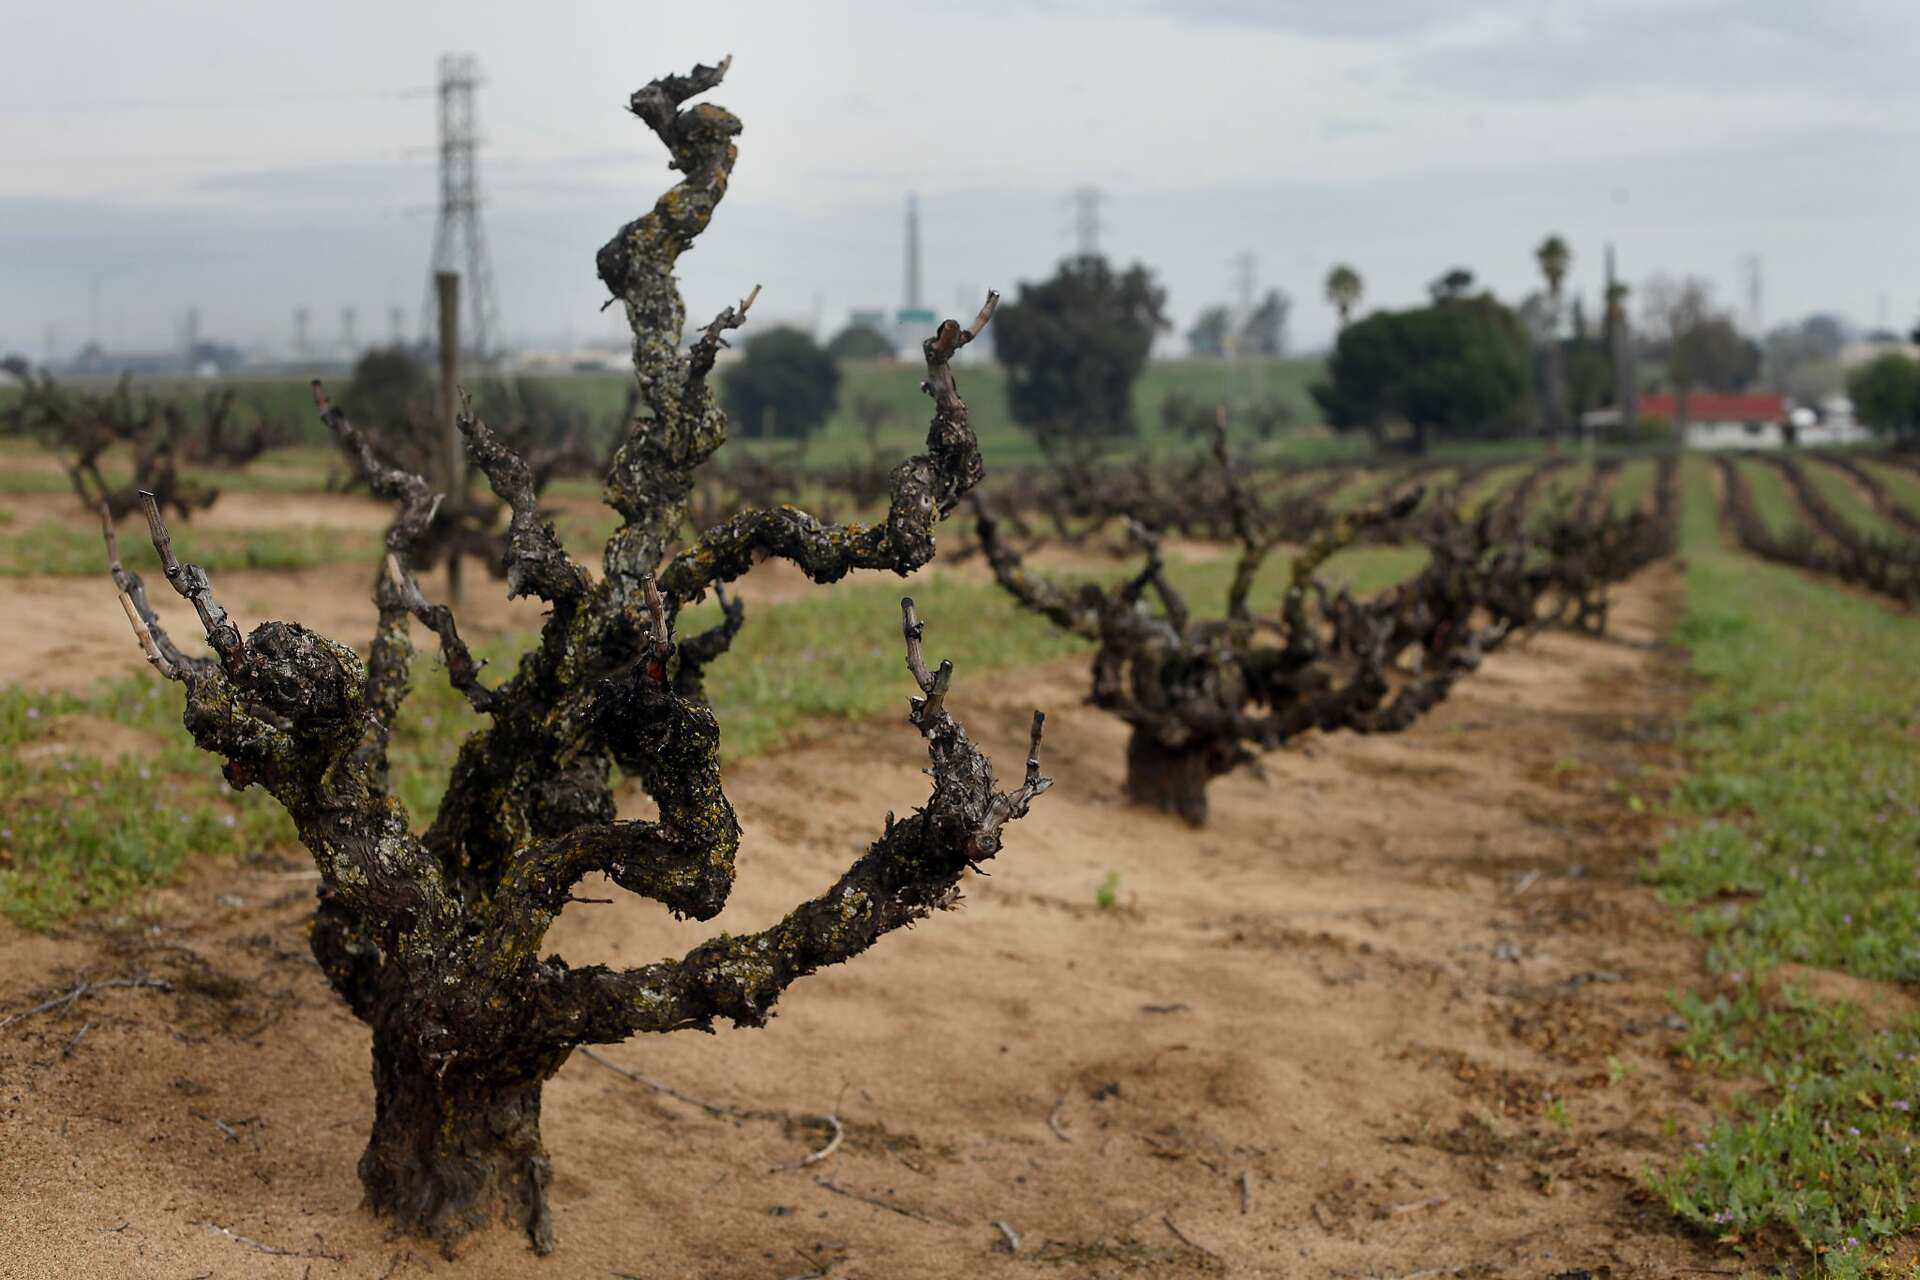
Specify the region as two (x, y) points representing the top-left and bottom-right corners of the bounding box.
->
(0, 567), (1746, 1278)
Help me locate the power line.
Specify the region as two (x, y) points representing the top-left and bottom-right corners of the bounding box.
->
(4, 88), (417, 115)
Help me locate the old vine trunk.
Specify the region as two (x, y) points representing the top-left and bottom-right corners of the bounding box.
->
(102, 58), (1049, 1257)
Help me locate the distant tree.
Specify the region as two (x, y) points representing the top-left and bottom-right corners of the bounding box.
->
(1848, 353), (1920, 443)
(1672, 317), (1760, 394)
(826, 323), (895, 360)
(1241, 289), (1291, 356)
(1640, 276), (1757, 427)
(1429, 267), (1477, 303)
(1160, 391), (1295, 442)
(346, 346), (432, 433)
(1764, 313), (1850, 404)
(1311, 294), (1530, 454)
(1187, 305), (1232, 357)
(1324, 264), (1363, 329)
(1534, 235), (1572, 441)
(1563, 299), (1612, 422)
(1, 353), (33, 383)
(721, 326), (841, 440)
(992, 254), (1168, 447)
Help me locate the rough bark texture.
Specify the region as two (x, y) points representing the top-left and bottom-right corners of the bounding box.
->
(105, 60), (1047, 1257)
(980, 423), (1675, 826)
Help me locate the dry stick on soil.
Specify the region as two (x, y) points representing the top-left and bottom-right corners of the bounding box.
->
(1239, 1169), (1253, 1215)
(103, 59), (1044, 1261)
(1386, 1194), (1452, 1217)
(61, 1020), (97, 1058)
(992, 1219), (1023, 1253)
(798, 1113), (845, 1167)
(578, 1046), (751, 1121)
(1162, 1212), (1219, 1259)
(203, 1222), (344, 1261)
(812, 1174), (953, 1227)
(1046, 1096), (1072, 1142)
(0, 975), (173, 1031)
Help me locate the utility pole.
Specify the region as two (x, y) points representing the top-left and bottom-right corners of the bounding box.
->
(436, 271), (464, 602)
(422, 53), (499, 363)
(1068, 186), (1103, 259)
(389, 305), (406, 348)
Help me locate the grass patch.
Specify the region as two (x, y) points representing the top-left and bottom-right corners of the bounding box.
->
(0, 680), (296, 929)
(1799, 457), (1904, 542)
(1649, 456), (1920, 1273)
(1732, 457), (1813, 543)
(1459, 462), (1531, 516)
(1610, 459), (1653, 516)
(0, 521), (381, 576)
(1860, 459), (1920, 518)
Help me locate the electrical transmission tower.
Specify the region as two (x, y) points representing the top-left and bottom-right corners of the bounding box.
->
(421, 53), (499, 361)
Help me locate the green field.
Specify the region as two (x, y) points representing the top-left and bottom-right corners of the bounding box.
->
(1654, 458), (1920, 1274)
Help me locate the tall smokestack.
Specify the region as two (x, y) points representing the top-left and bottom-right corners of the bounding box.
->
(905, 192), (921, 312)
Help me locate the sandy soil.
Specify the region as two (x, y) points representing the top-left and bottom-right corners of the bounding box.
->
(0, 566), (1746, 1279)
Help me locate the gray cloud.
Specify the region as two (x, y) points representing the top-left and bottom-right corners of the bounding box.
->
(1147, 0), (1489, 40)
(1409, 0), (1920, 102)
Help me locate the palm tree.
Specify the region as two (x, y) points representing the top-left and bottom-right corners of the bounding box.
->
(1535, 235), (1571, 301)
(1534, 235), (1572, 443)
(1324, 264), (1363, 330)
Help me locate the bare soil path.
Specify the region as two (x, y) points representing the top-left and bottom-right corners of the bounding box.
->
(0, 567), (1733, 1278)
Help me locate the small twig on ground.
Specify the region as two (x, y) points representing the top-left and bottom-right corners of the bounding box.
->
(1385, 1194), (1451, 1217)
(580, 1046), (745, 1120)
(203, 1222), (343, 1261)
(1046, 1096), (1072, 1143)
(1510, 868), (1542, 896)
(1238, 1169), (1253, 1215)
(0, 975), (173, 1031)
(1162, 1212), (1218, 1259)
(1141, 1002), (1191, 1014)
(777, 1244), (849, 1280)
(62, 1020), (97, 1058)
(797, 1113), (845, 1167)
(991, 1219), (1022, 1253)
(812, 1174), (952, 1226)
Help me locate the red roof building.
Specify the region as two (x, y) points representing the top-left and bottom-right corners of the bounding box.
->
(1637, 392), (1784, 424)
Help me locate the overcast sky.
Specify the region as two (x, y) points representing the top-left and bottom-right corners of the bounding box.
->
(4, 0), (1918, 360)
